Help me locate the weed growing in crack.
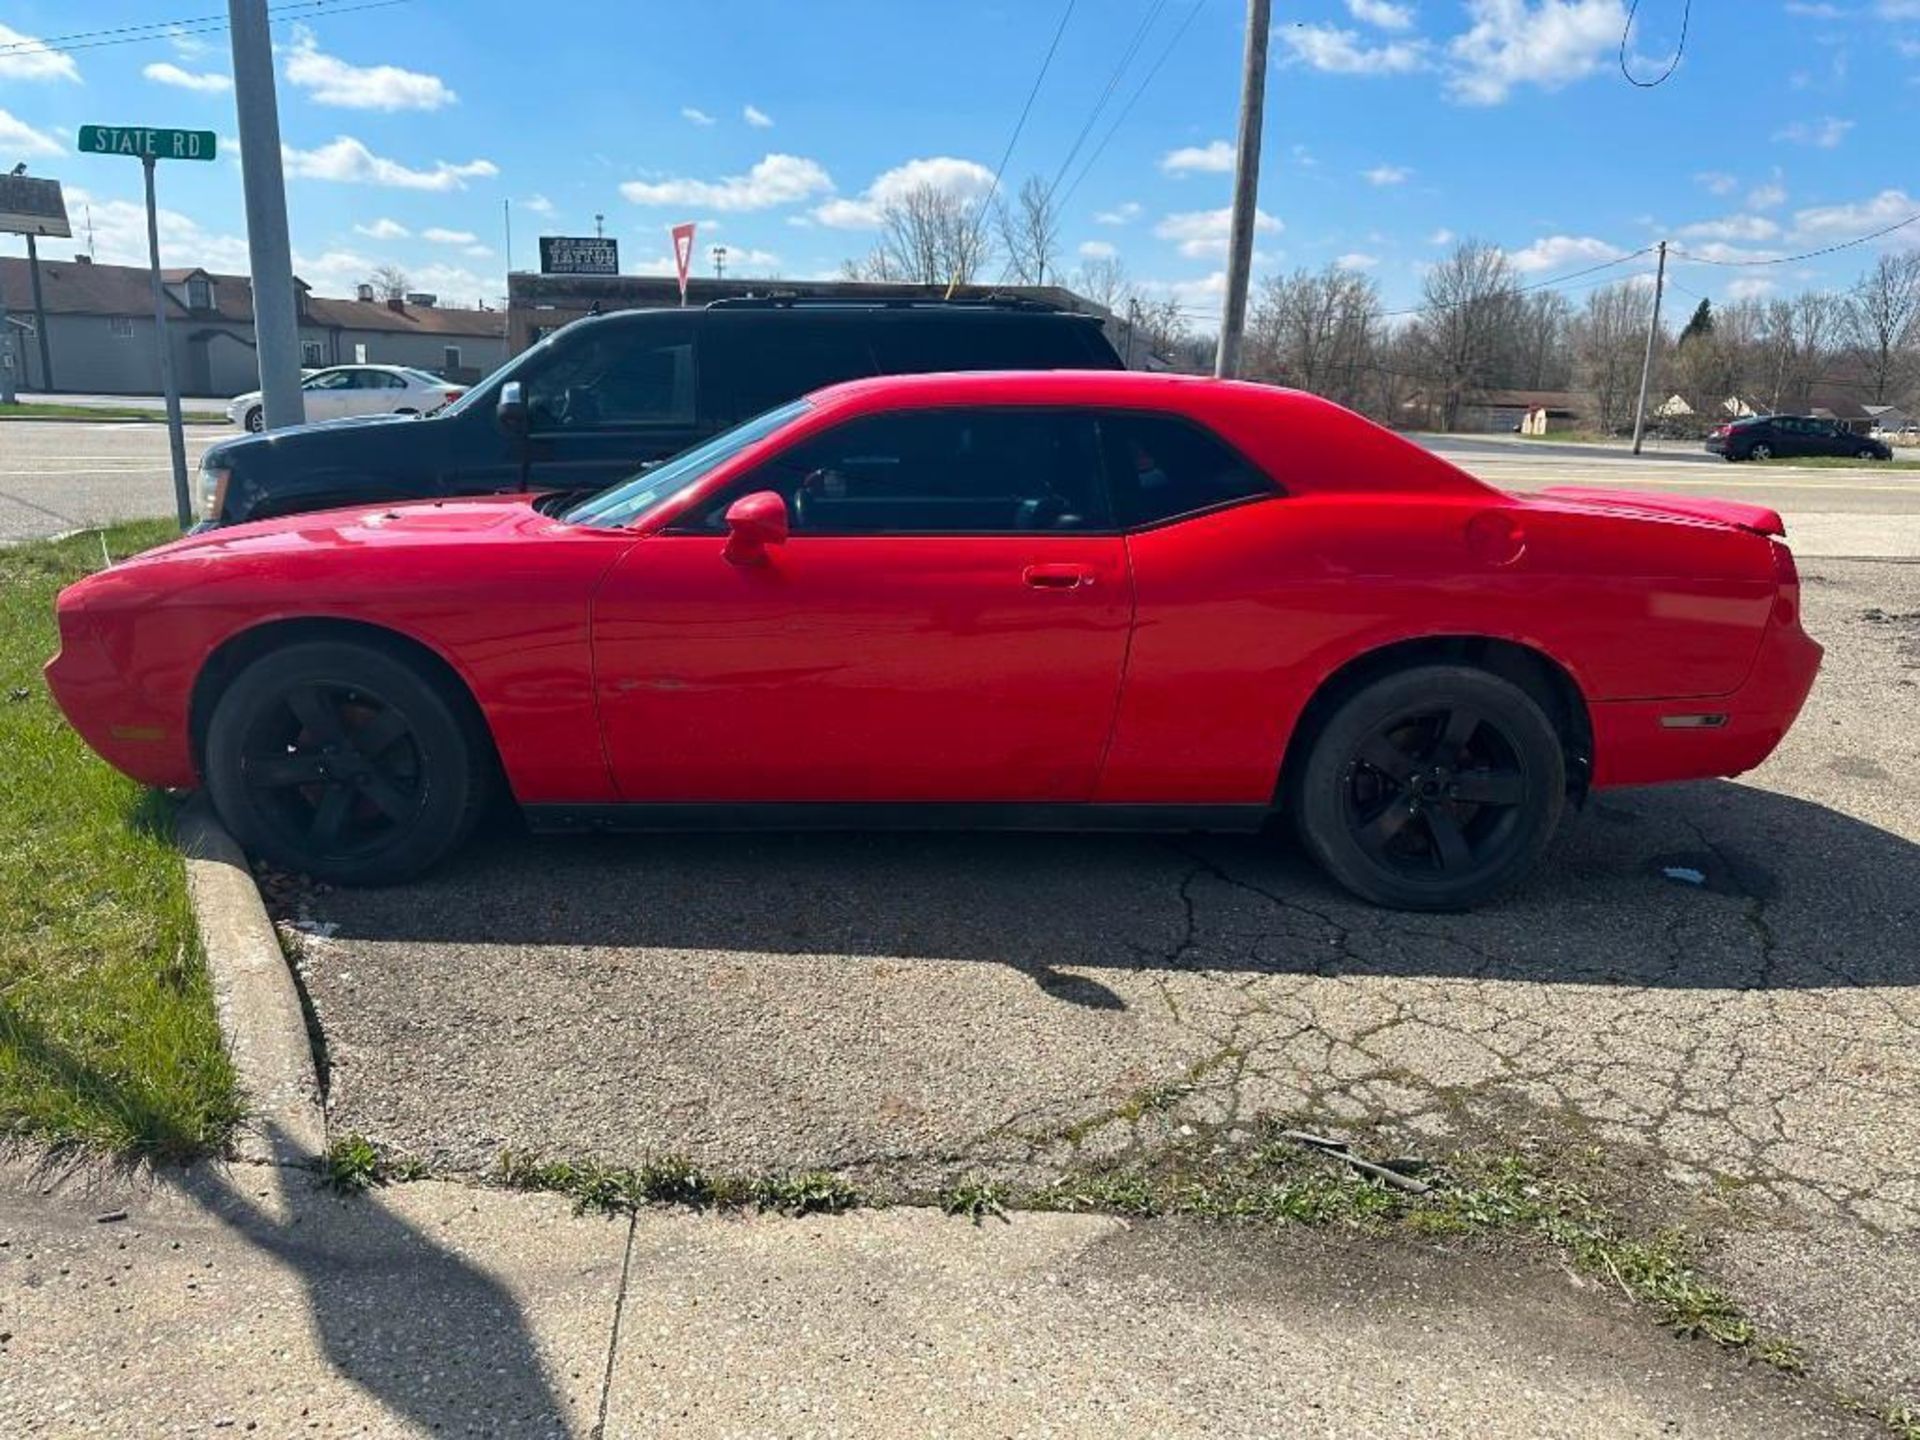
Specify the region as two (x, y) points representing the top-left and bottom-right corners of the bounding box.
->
(941, 1175), (1009, 1224)
(493, 1150), (861, 1218)
(322, 1134), (381, 1194)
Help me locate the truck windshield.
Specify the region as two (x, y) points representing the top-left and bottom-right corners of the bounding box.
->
(561, 399), (809, 529)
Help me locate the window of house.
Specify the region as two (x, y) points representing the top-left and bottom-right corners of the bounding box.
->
(442, 345), (461, 373)
(109, 316), (134, 339)
(187, 278), (211, 311)
(300, 340), (324, 366)
(1098, 413), (1279, 529)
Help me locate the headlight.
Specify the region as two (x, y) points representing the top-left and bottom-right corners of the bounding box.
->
(198, 460), (232, 521)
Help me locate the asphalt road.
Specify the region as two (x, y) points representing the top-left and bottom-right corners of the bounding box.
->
(5, 417), (1917, 553)
(0, 418), (230, 542)
(284, 558), (1920, 1408)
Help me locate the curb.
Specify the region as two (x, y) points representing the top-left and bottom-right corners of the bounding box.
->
(0, 413), (230, 425)
(176, 797), (327, 1168)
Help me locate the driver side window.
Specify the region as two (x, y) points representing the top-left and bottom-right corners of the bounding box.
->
(690, 408), (1110, 534)
(523, 325), (697, 433)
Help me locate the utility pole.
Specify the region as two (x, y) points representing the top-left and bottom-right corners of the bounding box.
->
(1629, 239), (1668, 455)
(1214, 0), (1271, 379)
(228, 0), (304, 431)
(0, 277), (14, 405)
(25, 233), (52, 390)
(711, 245), (727, 280)
(1125, 297), (1140, 369)
(503, 199), (513, 272)
(594, 212), (605, 240)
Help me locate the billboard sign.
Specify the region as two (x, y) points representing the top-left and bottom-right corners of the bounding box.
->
(0, 174), (72, 238)
(538, 235), (620, 275)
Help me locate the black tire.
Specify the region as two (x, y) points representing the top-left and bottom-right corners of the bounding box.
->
(203, 640), (490, 885)
(1856, 447), (1881, 461)
(1292, 665), (1566, 911)
(1748, 442), (1773, 461)
(244, 406), (264, 433)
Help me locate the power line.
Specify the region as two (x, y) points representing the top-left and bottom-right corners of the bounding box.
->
(1619, 0), (1692, 89)
(0, 0), (410, 58)
(1055, 0), (1208, 213)
(1043, 0), (1171, 208)
(1377, 245), (1660, 319)
(1671, 208), (1920, 267)
(967, 0), (1077, 237)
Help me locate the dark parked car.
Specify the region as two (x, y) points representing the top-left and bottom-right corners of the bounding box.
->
(1705, 414), (1892, 462)
(196, 298), (1125, 526)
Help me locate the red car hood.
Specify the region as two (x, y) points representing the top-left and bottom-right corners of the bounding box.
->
(1531, 486), (1786, 538)
(131, 496), (548, 567)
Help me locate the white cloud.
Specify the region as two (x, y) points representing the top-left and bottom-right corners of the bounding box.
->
(1446, 0), (1623, 106)
(283, 26), (456, 111)
(0, 23), (79, 83)
(283, 136), (499, 192)
(1774, 116), (1854, 147)
(524, 194), (555, 215)
(1153, 206), (1282, 259)
(1679, 214), (1782, 243)
(1505, 233), (1625, 273)
(1726, 276), (1777, 301)
(1428, 227), (1456, 245)
(744, 104), (773, 128)
(1791, 187), (1920, 244)
(293, 248), (499, 303)
(1335, 252), (1381, 270)
(1363, 164), (1412, 185)
(631, 245), (781, 277)
(1782, 2), (1844, 15)
(0, 108), (63, 158)
(422, 226), (479, 245)
(811, 155), (992, 228)
(142, 61), (232, 93)
(681, 107), (716, 126)
(1078, 239), (1119, 260)
(353, 217), (411, 240)
(1747, 180), (1788, 210)
(1877, 0), (1920, 15)
(1136, 269), (1228, 318)
(1695, 170), (1739, 196)
(624, 153), (834, 213)
(1679, 241), (1786, 264)
(1348, 0), (1416, 26)
(1161, 140), (1234, 174)
(1280, 23), (1430, 73)
(24, 184), (250, 272)
(1095, 201), (1143, 225)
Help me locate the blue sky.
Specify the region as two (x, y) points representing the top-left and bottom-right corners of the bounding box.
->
(3, 0), (1918, 327)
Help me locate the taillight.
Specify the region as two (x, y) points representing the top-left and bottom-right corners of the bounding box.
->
(443, 387), (465, 402)
(1712, 424), (1731, 437)
(1769, 539), (1800, 627)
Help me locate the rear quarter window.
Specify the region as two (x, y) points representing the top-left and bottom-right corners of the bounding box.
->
(871, 317), (1121, 374)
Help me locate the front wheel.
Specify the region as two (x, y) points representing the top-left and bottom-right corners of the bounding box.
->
(1292, 665), (1566, 911)
(203, 640), (490, 885)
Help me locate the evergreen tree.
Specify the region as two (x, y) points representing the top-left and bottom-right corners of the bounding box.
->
(1679, 298), (1715, 346)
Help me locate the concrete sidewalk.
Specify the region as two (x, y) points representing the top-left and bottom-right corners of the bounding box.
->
(0, 1159), (1874, 1439)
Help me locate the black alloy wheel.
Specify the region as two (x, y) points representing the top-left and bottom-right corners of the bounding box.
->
(1294, 665), (1566, 910)
(204, 640), (488, 885)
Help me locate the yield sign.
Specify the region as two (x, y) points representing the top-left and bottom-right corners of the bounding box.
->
(671, 222), (696, 306)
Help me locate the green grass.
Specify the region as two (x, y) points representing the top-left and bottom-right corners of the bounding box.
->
(1748, 455), (1920, 471)
(0, 521), (241, 1159)
(494, 1150), (862, 1218)
(0, 401), (229, 424)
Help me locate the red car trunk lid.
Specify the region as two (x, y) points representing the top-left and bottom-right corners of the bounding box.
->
(1537, 486), (1786, 537)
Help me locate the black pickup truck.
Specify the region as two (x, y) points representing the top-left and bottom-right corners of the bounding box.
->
(196, 298), (1125, 526)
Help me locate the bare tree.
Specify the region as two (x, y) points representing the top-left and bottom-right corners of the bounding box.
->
(1571, 281), (1656, 434)
(1244, 265), (1382, 411)
(1845, 252), (1920, 404)
(996, 176), (1061, 287)
(366, 264), (411, 301)
(845, 182), (993, 287)
(1755, 292), (1843, 411)
(1073, 255), (1132, 312)
(1512, 290), (1574, 390)
(1409, 240), (1521, 430)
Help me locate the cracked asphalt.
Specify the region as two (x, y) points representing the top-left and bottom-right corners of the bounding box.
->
(287, 558), (1920, 1401)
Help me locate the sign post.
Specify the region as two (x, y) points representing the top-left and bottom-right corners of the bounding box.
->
(0, 171), (71, 402)
(671, 222), (696, 307)
(79, 125), (218, 528)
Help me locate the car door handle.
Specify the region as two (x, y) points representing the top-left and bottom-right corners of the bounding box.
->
(1023, 563), (1096, 590)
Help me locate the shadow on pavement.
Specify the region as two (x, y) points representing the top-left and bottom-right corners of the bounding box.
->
(310, 778), (1919, 993)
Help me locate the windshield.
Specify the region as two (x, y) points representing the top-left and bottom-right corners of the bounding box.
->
(561, 399), (810, 529)
(436, 328), (565, 419)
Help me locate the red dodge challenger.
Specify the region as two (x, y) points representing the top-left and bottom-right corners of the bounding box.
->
(47, 371), (1822, 910)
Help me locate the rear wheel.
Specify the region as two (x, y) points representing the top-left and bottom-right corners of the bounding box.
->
(1293, 665), (1566, 911)
(1856, 447), (1882, 461)
(243, 406), (264, 433)
(203, 640), (489, 885)
(1748, 442), (1773, 461)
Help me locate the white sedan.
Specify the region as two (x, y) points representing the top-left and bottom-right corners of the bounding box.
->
(227, 365), (465, 432)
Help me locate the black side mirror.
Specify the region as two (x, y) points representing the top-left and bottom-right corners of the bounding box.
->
(496, 380), (528, 439)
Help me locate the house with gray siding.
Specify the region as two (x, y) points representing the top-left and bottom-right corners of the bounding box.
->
(0, 256), (507, 397)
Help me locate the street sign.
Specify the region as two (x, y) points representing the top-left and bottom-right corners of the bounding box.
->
(0, 175), (71, 238)
(78, 125), (218, 162)
(671, 222), (696, 306)
(538, 235), (619, 276)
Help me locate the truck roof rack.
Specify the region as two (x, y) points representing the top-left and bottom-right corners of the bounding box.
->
(703, 293), (1068, 314)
